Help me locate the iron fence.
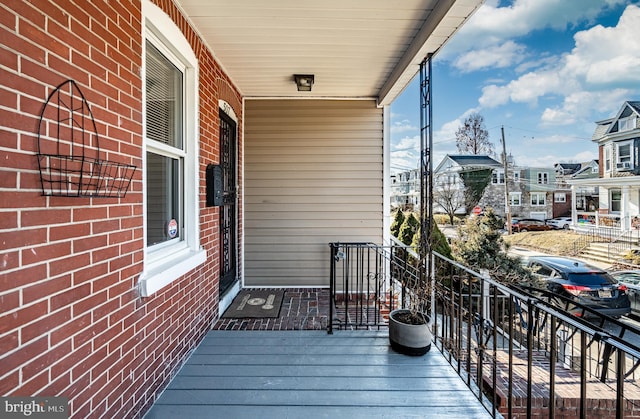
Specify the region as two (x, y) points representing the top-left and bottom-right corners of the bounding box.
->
(329, 241), (640, 418)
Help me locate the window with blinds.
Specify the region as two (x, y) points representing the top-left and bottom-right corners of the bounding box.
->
(146, 42), (183, 149)
(145, 40), (184, 248)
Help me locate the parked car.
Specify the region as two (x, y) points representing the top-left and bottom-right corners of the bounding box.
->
(609, 270), (640, 314)
(526, 256), (631, 318)
(546, 217), (572, 230)
(512, 218), (553, 232)
(503, 217), (519, 232)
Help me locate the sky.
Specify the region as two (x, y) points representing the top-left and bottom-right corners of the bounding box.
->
(390, 0), (640, 174)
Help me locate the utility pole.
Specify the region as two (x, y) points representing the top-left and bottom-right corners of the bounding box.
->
(501, 126), (512, 234)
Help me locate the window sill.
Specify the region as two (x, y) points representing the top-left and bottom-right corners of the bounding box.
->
(138, 248), (207, 297)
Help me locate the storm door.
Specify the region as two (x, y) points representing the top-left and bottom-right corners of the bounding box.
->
(219, 110), (238, 296)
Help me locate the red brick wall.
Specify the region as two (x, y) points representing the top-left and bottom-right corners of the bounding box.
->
(599, 145), (604, 177)
(0, 1), (238, 417)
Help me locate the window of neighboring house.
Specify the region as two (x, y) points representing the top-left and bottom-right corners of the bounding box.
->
(492, 170), (505, 184)
(139, 1), (205, 297)
(616, 141), (633, 168)
(605, 146), (612, 172)
(509, 192), (521, 206)
(512, 171), (520, 182)
(531, 192), (546, 206)
(619, 116), (636, 132)
(554, 193), (566, 203)
(537, 172), (548, 184)
(611, 189), (622, 212)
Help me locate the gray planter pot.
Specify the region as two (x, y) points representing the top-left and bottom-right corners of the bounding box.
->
(389, 309), (432, 356)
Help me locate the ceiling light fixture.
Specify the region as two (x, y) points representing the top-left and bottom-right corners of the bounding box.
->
(293, 74), (314, 92)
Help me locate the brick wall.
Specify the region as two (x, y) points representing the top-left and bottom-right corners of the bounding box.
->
(0, 1), (236, 417)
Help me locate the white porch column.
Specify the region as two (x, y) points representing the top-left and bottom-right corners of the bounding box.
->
(622, 185), (630, 231)
(383, 105), (391, 244)
(571, 185), (577, 225)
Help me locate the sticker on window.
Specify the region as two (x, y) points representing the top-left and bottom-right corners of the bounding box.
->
(167, 219), (178, 239)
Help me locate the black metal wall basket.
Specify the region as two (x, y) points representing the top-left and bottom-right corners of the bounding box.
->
(36, 80), (136, 198)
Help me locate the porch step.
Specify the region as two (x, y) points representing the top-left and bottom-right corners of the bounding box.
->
(578, 242), (629, 267)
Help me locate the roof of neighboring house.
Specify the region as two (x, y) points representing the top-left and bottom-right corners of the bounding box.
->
(434, 154), (502, 175)
(555, 163), (581, 174)
(572, 160), (599, 179)
(446, 155), (502, 167)
(593, 101), (640, 140)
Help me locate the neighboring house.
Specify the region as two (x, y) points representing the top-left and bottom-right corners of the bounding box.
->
(432, 154), (556, 220)
(2, 1), (483, 418)
(569, 101), (640, 230)
(518, 167), (557, 220)
(480, 164), (555, 221)
(390, 169), (420, 210)
(433, 154), (502, 215)
(554, 160), (600, 217)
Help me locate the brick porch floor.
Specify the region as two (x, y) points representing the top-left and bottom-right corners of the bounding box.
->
(213, 288), (332, 331)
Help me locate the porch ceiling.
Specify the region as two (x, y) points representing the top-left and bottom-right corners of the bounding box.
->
(175, 0), (483, 105)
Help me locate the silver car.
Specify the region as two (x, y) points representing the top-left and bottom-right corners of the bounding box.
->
(609, 270), (640, 314)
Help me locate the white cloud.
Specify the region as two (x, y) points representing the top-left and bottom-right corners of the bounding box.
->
(393, 135), (419, 151)
(391, 119), (417, 134)
(453, 41), (526, 73)
(478, 5), (640, 125)
(444, 0), (628, 59)
(564, 5), (640, 87)
(540, 89), (632, 126)
(390, 135), (420, 172)
(480, 71), (566, 108)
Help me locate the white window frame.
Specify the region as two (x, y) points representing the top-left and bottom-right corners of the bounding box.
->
(537, 172), (548, 185)
(139, 1), (205, 297)
(611, 189), (622, 213)
(616, 141), (633, 166)
(554, 193), (566, 203)
(492, 170), (505, 185)
(512, 171), (520, 182)
(619, 116), (636, 132)
(509, 192), (521, 206)
(531, 192), (546, 206)
(605, 145), (612, 172)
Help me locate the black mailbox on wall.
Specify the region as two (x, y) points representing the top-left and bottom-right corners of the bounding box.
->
(206, 163), (223, 207)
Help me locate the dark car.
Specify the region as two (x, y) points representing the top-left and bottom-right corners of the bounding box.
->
(527, 256), (631, 318)
(609, 270), (640, 314)
(512, 218), (553, 232)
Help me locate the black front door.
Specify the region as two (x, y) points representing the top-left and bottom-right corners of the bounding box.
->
(219, 111), (237, 296)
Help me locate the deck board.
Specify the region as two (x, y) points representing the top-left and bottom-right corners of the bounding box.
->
(145, 330), (493, 419)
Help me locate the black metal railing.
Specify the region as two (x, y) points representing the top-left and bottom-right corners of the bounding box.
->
(329, 241), (640, 418)
(572, 226), (635, 256)
(328, 241), (420, 332)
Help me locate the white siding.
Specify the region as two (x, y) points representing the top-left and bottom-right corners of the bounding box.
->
(244, 100), (384, 286)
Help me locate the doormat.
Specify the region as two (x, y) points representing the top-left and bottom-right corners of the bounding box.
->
(222, 289), (284, 318)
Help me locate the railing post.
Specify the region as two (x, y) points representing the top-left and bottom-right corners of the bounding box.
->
(328, 243), (336, 334)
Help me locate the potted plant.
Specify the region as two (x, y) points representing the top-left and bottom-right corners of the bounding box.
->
(389, 306), (431, 356)
(388, 248), (433, 356)
(388, 221), (452, 355)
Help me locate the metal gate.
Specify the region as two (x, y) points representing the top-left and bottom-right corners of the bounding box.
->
(219, 111), (237, 296)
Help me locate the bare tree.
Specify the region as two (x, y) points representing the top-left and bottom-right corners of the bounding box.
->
(433, 173), (465, 225)
(455, 113), (494, 156)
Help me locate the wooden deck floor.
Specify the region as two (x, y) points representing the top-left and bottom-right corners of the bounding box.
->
(145, 330), (493, 419)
